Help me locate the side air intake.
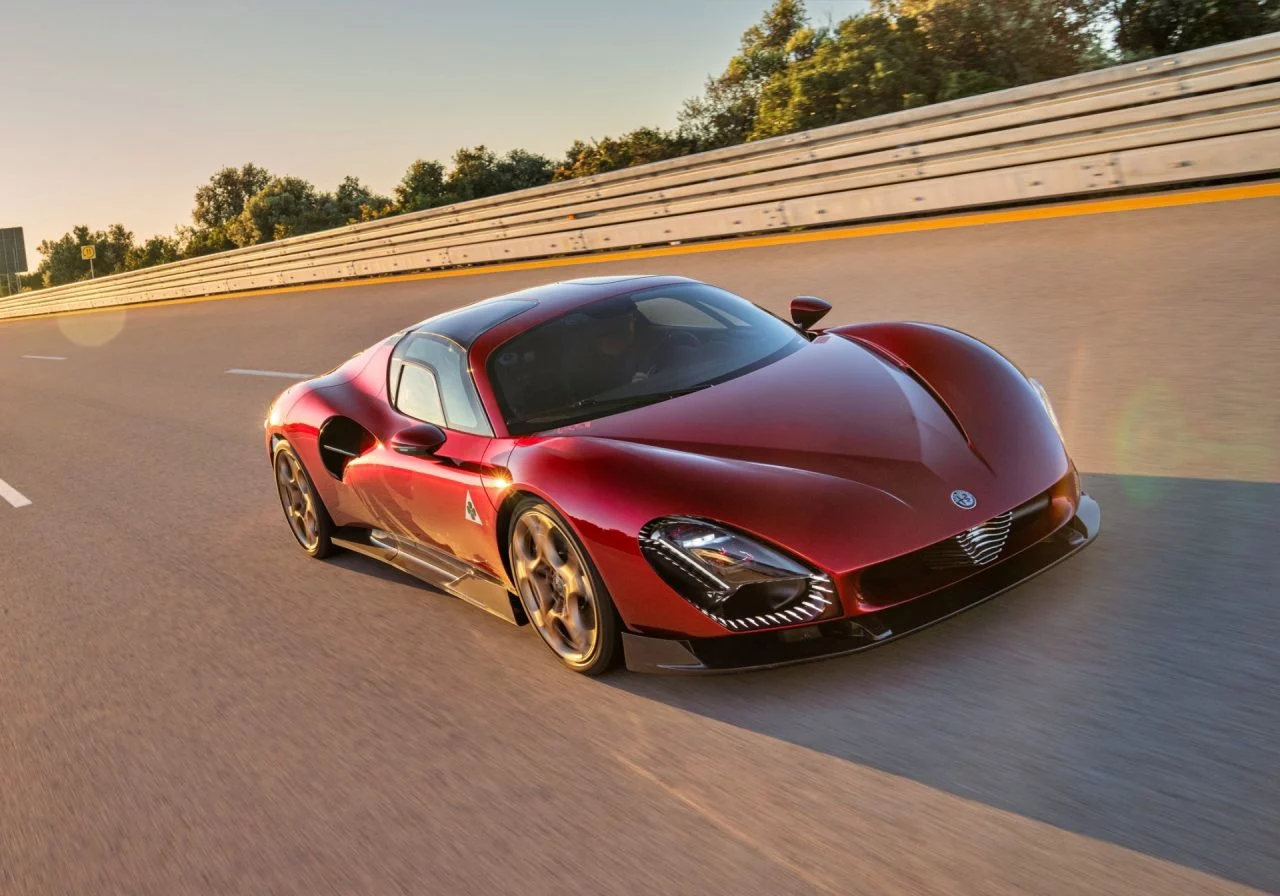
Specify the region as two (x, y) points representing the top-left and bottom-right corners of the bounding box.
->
(317, 416), (374, 480)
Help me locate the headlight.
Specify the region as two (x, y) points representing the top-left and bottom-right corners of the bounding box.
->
(639, 518), (835, 630)
(1029, 378), (1064, 442)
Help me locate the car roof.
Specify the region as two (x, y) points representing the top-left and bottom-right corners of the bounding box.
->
(408, 274), (696, 348)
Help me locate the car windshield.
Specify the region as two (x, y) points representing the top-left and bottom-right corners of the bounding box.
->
(489, 282), (807, 434)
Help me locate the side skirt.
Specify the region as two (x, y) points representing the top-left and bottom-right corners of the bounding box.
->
(332, 527), (525, 626)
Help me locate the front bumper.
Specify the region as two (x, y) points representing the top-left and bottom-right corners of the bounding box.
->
(621, 493), (1100, 674)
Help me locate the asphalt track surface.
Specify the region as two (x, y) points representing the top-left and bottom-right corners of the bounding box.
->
(1, 194), (1277, 895)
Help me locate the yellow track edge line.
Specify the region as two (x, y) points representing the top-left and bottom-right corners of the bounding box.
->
(6, 180), (1279, 325)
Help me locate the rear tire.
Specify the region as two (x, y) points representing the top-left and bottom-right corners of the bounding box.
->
(273, 440), (335, 559)
(508, 497), (621, 675)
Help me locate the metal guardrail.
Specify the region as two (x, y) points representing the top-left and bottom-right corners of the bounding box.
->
(5, 33), (1279, 320)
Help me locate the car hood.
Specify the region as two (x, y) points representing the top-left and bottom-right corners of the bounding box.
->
(540, 334), (1069, 571)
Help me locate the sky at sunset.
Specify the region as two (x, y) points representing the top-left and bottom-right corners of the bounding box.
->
(2, 0), (869, 265)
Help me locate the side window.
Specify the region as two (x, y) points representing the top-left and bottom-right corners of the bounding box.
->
(395, 364), (445, 426)
(389, 333), (493, 435)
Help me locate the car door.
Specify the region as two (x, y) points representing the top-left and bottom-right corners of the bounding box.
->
(364, 332), (505, 579)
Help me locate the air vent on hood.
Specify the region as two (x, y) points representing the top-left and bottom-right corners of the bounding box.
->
(847, 336), (971, 444)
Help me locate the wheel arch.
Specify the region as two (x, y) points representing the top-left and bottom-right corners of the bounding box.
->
(494, 486), (560, 584)
(493, 484), (635, 632)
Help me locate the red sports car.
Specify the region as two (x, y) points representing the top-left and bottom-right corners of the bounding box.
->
(266, 275), (1099, 674)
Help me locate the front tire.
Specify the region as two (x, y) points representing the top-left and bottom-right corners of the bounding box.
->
(273, 440), (335, 559)
(509, 498), (621, 675)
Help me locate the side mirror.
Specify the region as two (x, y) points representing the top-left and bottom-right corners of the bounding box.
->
(790, 296), (832, 331)
(390, 423), (447, 457)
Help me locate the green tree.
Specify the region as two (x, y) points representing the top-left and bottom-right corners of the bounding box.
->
(178, 225), (236, 257)
(1112, 0), (1279, 58)
(124, 235), (182, 271)
(443, 146), (555, 203)
(34, 231), (78, 287)
(553, 127), (698, 180)
(186, 164), (274, 255)
(751, 14), (936, 139)
(0, 275), (31, 297)
(753, 1), (1112, 140)
(226, 176), (327, 247)
(192, 163), (274, 230)
(327, 176), (393, 224)
(394, 159), (449, 212)
(494, 148), (557, 192)
(95, 223), (136, 274)
(880, 1), (1110, 100)
(679, 0), (812, 148)
(34, 224), (136, 286)
(390, 148), (555, 214)
(444, 146), (504, 202)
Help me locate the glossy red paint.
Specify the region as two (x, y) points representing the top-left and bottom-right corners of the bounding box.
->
(789, 295), (832, 330)
(265, 275), (1093, 648)
(265, 332), (510, 581)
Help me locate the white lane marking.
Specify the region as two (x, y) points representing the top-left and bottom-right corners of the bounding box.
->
(21, 355), (67, 361)
(0, 478), (32, 508)
(226, 368), (315, 380)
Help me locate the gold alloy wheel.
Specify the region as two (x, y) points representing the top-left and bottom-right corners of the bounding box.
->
(276, 449), (320, 551)
(511, 509), (601, 665)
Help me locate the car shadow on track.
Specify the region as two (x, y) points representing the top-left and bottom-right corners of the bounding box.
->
(326, 551), (426, 589)
(601, 473), (1280, 893)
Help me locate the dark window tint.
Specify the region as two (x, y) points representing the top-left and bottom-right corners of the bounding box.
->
(489, 282), (806, 434)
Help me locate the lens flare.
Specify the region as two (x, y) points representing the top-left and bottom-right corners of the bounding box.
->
(58, 309), (126, 347)
(1115, 380), (1191, 503)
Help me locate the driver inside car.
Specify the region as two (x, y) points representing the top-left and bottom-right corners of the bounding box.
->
(564, 298), (650, 400)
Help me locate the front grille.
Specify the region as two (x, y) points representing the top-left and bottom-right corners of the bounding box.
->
(856, 489), (1061, 608)
(919, 511), (1014, 570)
